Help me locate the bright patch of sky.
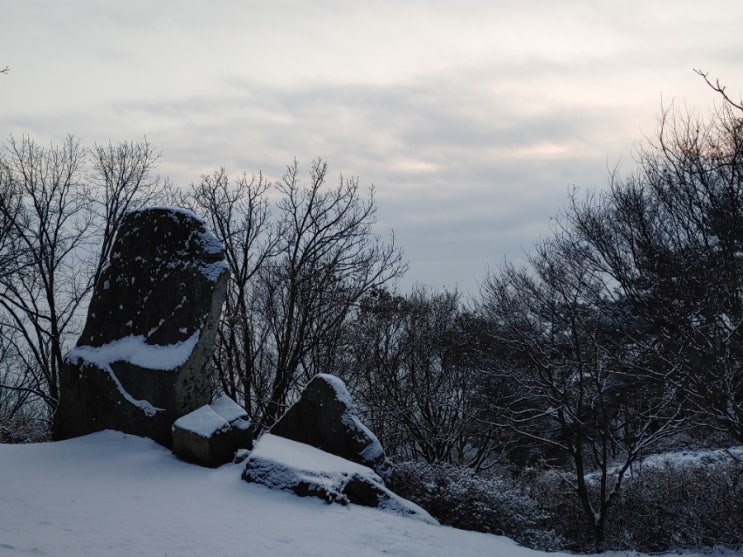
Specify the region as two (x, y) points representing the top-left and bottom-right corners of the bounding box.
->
(3, 0), (743, 293)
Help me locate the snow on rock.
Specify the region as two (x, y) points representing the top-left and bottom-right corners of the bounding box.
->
(210, 393), (251, 426)
(315, 372), (356, 406)
(270, 373), (392, 480)
(243, 434), (437, 524)
(174, 405), (231, 438)
(172, 394), (252, 467)
(55, 207), (230, 448)
(68, 332), (200, 372)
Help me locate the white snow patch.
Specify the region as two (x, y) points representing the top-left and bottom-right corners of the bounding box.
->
(316, 372), (355, 407)
(358, 432), (385, 462)
(200, 259), (228, 282)
(256, 433), (378, 478)
(587, 446), (743, 482)
(636, 446), (743, 470)
(174, 395), (250, 437)
(246, 434), (435, 524)
(173, 405), (230, 438)
(197, 227), (225, 256)
(68, 331), (200, 372)
(65, 332), (200, 416)
(210, 393), (249, 424)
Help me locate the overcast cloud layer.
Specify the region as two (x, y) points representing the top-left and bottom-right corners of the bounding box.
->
(3, 1), (743, 294)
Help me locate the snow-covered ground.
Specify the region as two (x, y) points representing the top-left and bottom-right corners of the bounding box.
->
(0, 431), (737, 557)
(634, 445), (743, 469)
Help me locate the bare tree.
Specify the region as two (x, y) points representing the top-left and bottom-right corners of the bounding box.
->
(0, 160), (22, 278)
(183, 159), (406, 431)
(0, 135), (94, 416)
(695, 69), (743, 111)
(254, 159), (407, 429)
(0, 332), (27, 429)
(88, 139), (168, 284)
(185, 168), (275, 417)
(340, 286), (497, 468)
(0, 136), (172, 427)
(480, 235), (682, 548)
(568, 78), (743, 442)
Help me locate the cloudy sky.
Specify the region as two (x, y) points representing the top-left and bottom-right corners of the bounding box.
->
(3, 1), (743, 294)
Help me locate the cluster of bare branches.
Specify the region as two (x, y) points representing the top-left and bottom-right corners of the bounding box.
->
(477, 73), (743, 548)
(183, 159), (406, 432)
(337, 286), (498, 469)
(0, 135), (168, 430)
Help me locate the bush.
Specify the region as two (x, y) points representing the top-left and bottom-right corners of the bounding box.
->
(607, 459), (743, 552)
(0, 414), (50, 444)
(525, 468), (597, 551)
(526, 456), (743, 553)
(390, 461), (561, 551)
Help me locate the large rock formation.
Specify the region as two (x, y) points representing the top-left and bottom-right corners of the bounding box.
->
(54, 207), (229, 447)
(270, 374), (392, 481)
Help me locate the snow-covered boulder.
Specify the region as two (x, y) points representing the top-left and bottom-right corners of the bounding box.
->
(270, 374), (392, 480)
(54, 207), (229, 447)
(242, 434), (437, 524)
(172, 394), (252, 467)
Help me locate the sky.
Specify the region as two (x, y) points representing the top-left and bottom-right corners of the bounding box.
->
(2, 1), (743, 295)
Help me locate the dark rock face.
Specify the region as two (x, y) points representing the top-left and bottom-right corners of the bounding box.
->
(54, 207), (229, 447)
(270, 374), (392, 480)
(172, 394), (252, 467)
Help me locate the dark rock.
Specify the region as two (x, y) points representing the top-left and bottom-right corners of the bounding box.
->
(54, 207), (229, 447)
(241, 434), (436, 523)
(172, 394), (252, 467)
(343, 474), (385, 507)
(270, 374), (392, 480)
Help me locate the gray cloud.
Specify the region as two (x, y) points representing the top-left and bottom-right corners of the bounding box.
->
(3, 1), (743, 294)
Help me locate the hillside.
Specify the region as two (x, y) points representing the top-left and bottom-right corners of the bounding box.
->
(0, 431), (737, 557)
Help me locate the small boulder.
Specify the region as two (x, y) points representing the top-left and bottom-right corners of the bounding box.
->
(270, 374), (392, 480)
(172, 394), (251, 467)
(242, 434), (436, 524)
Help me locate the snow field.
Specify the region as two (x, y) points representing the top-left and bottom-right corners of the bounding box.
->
(0, 431), (737, 557)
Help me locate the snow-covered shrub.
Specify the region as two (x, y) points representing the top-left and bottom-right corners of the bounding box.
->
(606, 458), (743, 552)
(527, 456), (743, 553)
(0, 414), (49, 443)
(390, 461), (561, 551)
(525, 468), (597, 551)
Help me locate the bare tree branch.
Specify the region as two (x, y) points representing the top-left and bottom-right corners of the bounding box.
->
(694, 68), (743, 111)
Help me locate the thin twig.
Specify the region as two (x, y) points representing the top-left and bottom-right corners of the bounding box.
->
(694, 68), (743, 111)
